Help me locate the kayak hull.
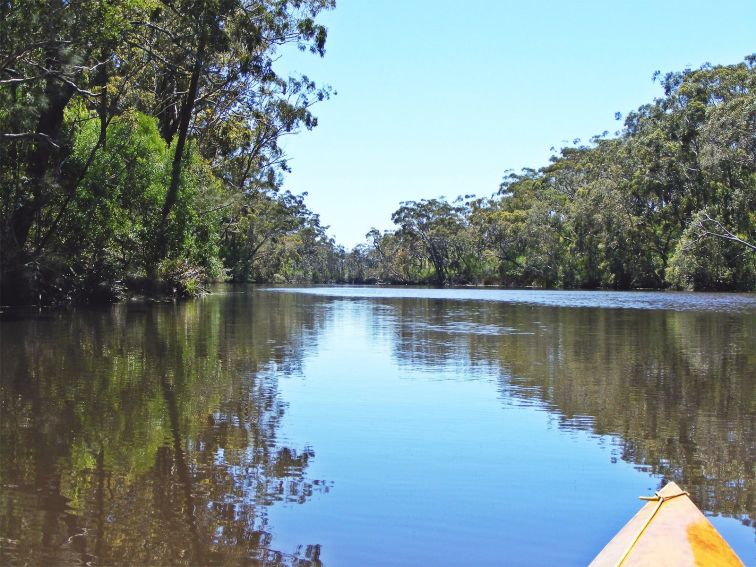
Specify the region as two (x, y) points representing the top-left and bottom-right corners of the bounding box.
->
(589, 481), (744, 567)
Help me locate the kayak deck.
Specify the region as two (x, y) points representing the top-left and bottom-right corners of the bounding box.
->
(589, 481), (744, 566)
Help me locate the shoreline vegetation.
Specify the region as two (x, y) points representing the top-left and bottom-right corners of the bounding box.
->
(1, 3), (754, 305)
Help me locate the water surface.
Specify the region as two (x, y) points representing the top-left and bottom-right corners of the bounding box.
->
(1, 286), (753, 565)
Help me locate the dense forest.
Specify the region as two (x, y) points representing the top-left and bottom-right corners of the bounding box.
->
(1, 0), (339, 304)
(1, 0), (754, 304)
(355, 57), (756, 291)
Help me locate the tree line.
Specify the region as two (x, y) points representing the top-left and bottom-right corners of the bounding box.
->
(1, 3), (753, 305)
(1, 0), (338, 304)
(349, 57), (755, 291)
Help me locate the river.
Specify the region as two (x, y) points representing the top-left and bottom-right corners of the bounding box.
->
(0, 286), (753, 565)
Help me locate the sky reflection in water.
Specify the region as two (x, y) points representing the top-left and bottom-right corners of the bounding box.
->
(267, 287), (755, 565)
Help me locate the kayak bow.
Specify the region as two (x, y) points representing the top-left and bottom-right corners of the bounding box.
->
(589, 481), (744, 566)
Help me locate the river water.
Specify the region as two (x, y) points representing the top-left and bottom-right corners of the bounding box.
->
(0, 286), (753, 565)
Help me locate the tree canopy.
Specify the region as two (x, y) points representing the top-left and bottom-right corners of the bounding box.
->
(350, 57), (755, 291)
(1, 4), (753, 305)
(1, 0), (336, 303)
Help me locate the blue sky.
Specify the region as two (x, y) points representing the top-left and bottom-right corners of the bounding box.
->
(278, 0), (756, 248)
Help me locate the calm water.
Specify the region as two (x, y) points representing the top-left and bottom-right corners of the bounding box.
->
(0, 286), (754, 566)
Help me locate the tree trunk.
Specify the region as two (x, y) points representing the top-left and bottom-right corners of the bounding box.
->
(157, 22), (208, 261)
(1, 37), (75, 302)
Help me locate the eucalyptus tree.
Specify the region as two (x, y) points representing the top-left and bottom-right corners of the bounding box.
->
(121, 0), (333, 262)
(467, 169), (572, 288)
(222, 189), (316, 281)
(1, 0), (334, 302)
(625, 57), (755, 289)
(349, 58), (754, 291)
(0, 0), (143, 301)
(391, 198), (468, 285)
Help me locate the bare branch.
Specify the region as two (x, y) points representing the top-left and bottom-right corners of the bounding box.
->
(0, 75), (47, 86)
(693, 213), (756, 251)
(19, 59), (100, 97)
(0, 132), (60, 148)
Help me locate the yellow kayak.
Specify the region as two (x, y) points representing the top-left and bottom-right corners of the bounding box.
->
(590, 481), (744, 566)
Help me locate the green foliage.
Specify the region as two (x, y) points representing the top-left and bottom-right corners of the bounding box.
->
(0, 0), (334, 303)
(30, 110), (225, 301)
(358, 56), (755, 291)
(391, 198), (468, 285)
(1, 4), (752, 302)
(221, 189), (318, 282)
(668, 212), (756, 290)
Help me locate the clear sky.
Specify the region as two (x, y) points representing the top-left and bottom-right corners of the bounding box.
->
(278, 0), (756, 248)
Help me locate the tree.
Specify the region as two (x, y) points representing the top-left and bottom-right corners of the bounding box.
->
(390, 198), (467, 285)
(0, 0), (140, 301)
(121, 0), (333, 263)
(222, 190), (316, 282)
(0, 0), (335, 303)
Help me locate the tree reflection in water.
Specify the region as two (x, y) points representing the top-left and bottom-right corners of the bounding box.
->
(382, 298), (753, 524)
(1, 289), (752, 565)
(0, 289), (330, 565)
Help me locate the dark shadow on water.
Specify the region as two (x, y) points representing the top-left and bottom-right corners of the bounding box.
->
(0, 290), (329, 565)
